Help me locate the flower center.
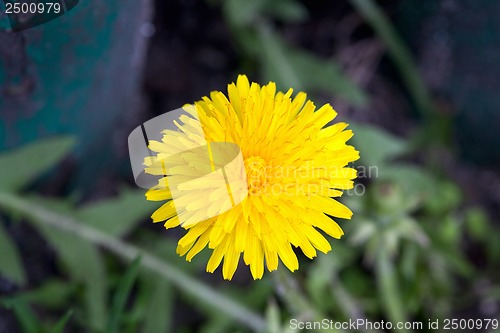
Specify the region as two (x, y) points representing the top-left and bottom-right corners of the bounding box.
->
(244, 156), (268, 195)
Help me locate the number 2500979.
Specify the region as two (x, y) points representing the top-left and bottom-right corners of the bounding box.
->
(5, 2), (62, 14)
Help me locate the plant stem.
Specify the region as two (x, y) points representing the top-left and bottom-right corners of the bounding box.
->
(0, 191), (267, 333)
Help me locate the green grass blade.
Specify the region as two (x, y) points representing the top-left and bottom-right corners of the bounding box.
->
(51, 310), (73, 333)
(107, 256), (142, 333)
(2, 298), (40, 333)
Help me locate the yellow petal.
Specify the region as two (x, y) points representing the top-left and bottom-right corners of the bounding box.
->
(151, 201), (177, 222)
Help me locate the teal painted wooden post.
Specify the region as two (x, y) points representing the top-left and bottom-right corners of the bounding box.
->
(0, 0), (153, 186)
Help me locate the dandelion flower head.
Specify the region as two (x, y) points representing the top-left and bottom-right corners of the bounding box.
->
(144, 75), (360, 280)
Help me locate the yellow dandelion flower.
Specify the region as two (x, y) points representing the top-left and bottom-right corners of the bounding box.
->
(144, 75), (359, 280)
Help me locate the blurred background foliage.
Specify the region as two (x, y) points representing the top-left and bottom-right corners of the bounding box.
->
(1, 0), (499, 332)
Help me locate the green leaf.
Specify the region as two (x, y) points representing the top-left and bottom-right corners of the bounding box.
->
(262, 0), (308, 22)
(265, 300), (281, 333)
(439, 215), (461, 246)
(288, 49), (367, 105)
(424, 180), (462, 215)
(142, 279), (174, 333)
(77, 188), (156, 237)
(350, 123), (407, 166)
(107, 256), (141, 333)
(306, 255), (336, 310)
(136, 231), (198, 273)
(400, 243), (418, 280)
(258, 25), (301, 89)
(2, 298), (40, 333)
(35, 225), (107, 331)
(200, 316), (233, 333)
(0, 218), (26, 285)
(11, 279), (74, 309)
(257, 24), (368, 106)
(51, 310), (73, 333)
(223, 0), (266, 26)
(376, 253), (408, 332)
(0, 136), (76, 191)
(465, 207), (489, 241)
(223, 0), (306, 26)
(380, 164), (435, 205)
